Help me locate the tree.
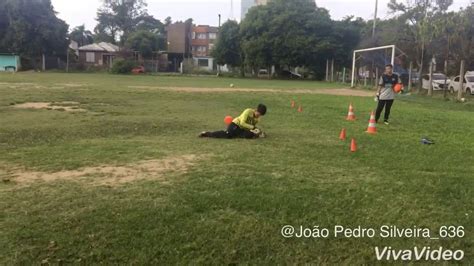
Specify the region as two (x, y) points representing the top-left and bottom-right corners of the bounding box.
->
(94, 0), (149, 44)
(94, 11), (120, 43)
(125, 30), (165, 58)
(447, 6), (474, 69)
(70, 25), (94, 47)
(387, 0), (453, 92)
(164, 17), (172, 27)
(135, 14), (164, 33)
(0, 0), (69, 68)
(240, 0), (341, 78)
(331, 17), (365, 68)
(211, 20), (243, 75)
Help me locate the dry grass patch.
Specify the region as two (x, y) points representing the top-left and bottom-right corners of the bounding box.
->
(128, 86), (373, 97)
(56, 83), (88, 88)
(12, 102), (87, 112)
(5, 154), (201, 187)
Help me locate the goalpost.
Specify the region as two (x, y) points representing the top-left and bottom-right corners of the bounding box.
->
(351, 45), (396, 88)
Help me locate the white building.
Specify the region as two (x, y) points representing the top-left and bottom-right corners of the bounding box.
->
(241, 0), (269, 20)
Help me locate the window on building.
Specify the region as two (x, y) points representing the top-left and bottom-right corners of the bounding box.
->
(197, 46), (207, 52)
(86, 52), (95, 63)
(192, 32), (196, 39)
(198, 59), (209, 67)
(197, 33), (207, 39)
(209, 33), (217, 40)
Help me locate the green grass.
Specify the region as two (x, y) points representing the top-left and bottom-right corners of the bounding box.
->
(0, 73), (472, 264)
(0, 72), (344, 90)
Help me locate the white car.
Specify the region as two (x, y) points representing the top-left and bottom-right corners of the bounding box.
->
(449, 73), (474, 95)
(422, 73), (451, 91)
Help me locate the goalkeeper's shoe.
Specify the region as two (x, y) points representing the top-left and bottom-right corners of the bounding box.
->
(199, 131), (209, 138)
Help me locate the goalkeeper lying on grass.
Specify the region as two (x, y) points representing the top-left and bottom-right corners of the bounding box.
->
(199, 104), (267, 139)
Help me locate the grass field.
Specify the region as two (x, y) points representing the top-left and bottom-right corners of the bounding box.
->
(0, 73), (473, 264)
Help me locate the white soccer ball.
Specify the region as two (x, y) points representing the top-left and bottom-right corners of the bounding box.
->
(230, 84), (234, 88)
(461, 98), (466, 103)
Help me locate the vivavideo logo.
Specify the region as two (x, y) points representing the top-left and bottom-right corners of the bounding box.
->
(375, 246), (464, 261)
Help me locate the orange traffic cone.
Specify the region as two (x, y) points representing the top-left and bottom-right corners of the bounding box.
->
(366, 111), (377, 134)
(350, 138), (357, 152)
(291, 100), (296, 108)
(339, 128), (346, 140)
(346, 103), (356, 121)
(298, 105), (303, 112)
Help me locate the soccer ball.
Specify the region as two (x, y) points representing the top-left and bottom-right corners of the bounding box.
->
(461, 98), (466, 103)
(230, 84), (234, 88)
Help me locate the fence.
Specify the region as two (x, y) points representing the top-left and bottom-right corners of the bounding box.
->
(325, 58), (472, 100)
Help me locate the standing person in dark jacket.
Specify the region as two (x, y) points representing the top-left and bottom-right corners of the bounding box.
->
(376, 64), (402, 125)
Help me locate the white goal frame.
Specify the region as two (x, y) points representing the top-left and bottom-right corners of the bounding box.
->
(351, 45), (396, 88)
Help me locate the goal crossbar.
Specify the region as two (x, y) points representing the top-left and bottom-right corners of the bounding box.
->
(351, 45), (395, 88)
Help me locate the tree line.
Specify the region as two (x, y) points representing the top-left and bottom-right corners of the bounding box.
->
(213, 0), (473, 78)
(0, 0), (171, 67)
(213, 0), (364, 78)
(0, 0), (472, 77)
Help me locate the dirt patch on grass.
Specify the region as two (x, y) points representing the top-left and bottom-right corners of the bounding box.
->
(12, 102), (87, 112)
(0, 82), (88, 90)
(7, 155), (200, 186)
(128, 86), (374, 97)
(56, 83), (88, 88)
(0, 82), (40, 89)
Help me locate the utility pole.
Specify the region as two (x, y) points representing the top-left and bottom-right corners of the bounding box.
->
(443, 60), (448, 98)
(408, 62), (413, 92)
(370, 0), (378, 85)
(42, 54), (46, 71)
(372, 0), (378, 38)
(217, 14), (222, 76)
(326, 59), (329, 81)
(331, 59), (335, 82)
(428, 60), (433, 96)
(457, 60), (465, 101)
(66, 38), (69, 73)
(66, 48), (69, 73)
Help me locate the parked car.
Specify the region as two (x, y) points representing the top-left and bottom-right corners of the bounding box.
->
(411, 72), (420, 85)
(280, 70), (302, 79)
(132, 66), (145, 74)
(422, 73), (450, 90)
(257, 69), (270, 78)
(449, 73), (474, 95)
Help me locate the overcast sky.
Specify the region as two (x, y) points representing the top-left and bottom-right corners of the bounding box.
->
(51, 0), (472, 31)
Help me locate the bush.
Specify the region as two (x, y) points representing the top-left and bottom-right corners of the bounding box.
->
(111, 59), (137, 74)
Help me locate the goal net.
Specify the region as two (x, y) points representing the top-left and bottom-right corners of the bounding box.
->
(351, 45), (409, 88)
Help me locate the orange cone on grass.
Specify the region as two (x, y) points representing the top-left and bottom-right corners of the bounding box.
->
(339, 128), (346, 140)
(350, 138), (357, 152)
(346, 103), (356, 121)
(291, 100), (296, 108)
(298, 105), (303, 112)
(366, 111), (377, 134)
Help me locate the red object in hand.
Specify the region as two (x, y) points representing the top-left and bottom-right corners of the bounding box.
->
(393, 83), (403, 93)
(132, 66), (145, 74)
(224, 116), (233, 125)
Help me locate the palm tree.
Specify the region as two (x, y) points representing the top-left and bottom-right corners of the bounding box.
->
(69, 25), (94, 47)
